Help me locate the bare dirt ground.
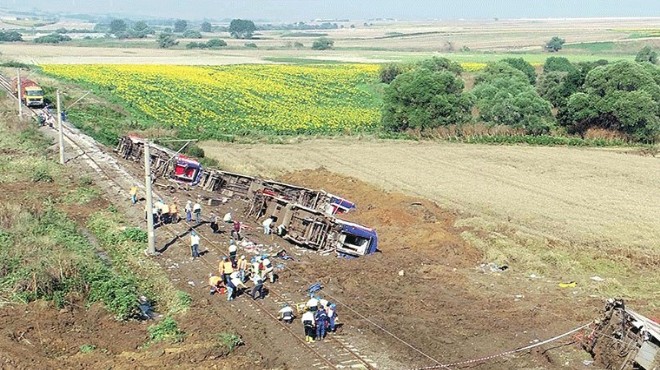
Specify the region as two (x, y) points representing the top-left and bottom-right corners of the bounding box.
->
(202, 140), (660, 250)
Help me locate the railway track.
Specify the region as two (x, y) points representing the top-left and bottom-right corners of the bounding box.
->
(0, 74), (380, 369)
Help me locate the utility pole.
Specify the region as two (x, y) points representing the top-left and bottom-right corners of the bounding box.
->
(56, 90), (65, 165)
(16, 69), (22, 119)
(144, 141), (156, 255)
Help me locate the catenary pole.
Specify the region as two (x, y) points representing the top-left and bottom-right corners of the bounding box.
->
(144, 141), (156, 255)
(16, 69), (22, 119)
(56, 90), (65, 165)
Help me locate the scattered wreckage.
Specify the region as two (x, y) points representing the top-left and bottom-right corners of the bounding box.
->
(115, 135), (378, 257)
(585, 299), (659, 370)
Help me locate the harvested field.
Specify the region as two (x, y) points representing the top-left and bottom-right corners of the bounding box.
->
(1, 18), (658, 65)
(203, 139), (660, 251)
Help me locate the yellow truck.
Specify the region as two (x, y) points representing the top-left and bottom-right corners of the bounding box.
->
(12, 78), (44, 107)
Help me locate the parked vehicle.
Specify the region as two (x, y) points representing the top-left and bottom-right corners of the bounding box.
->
(12, 78), (44, 107)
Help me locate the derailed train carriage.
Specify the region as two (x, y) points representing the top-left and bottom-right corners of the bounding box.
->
(115, 136), (203, 189)
(115, 135), (377, 256)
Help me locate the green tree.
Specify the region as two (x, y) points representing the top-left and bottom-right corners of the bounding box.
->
(545, 36), (565, 52)
(543, 56), (576, 74)
(182, 30), (202, 39)
(382, 68), (474, 132)
(473, 62), (554, 134)
(559, 61), (660, 142)
(133, 21), (149, 32)
(415, 56), (463, 75)
(174, 19), (188, 33)
(537, 71), (570, 107)
(200, 21), (212, 33)
(205, 38), (227, 48)
(229, 19), (256, 39)
(501, 57), (536, 84)
(475, 61), (529, 85)
(379, 63), (404, 84)
(109, 19), (127, 35)
(635, 46), (658, 64)
(312, 37), (334, 50)
(0, 31), (23, 42)
(34, 33), (71, 44)
(157, 33), (178, 48)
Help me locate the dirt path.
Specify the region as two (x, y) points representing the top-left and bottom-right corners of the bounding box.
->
(202, 140), (660, 249)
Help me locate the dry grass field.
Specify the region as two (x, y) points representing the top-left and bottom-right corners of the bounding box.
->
(1, 18), (658, 65)
(203, 140), (660, 250)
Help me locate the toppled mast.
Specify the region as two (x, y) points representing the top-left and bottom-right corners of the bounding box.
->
(585, 299), (660, 370)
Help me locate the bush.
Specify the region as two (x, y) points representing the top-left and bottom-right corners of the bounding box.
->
(379, 63), (404, 84)
(148, 316), (185, 344)
(186, 144), (205, 158)
(312, 37), (334, 50)
(34, 33), (71, 44)
(32, 165), (54, 183)
(217, 332), (243, 352)
(157, 33), (178, 48)
(182, 30), (202, 39)
(205, 38), (227, 48)
(244, 42), (257, 48)
(187, 38), (227, 49)
(120, 227), (148, 243)
(0, 31), (23, 42)
(79, 344), (96, 353)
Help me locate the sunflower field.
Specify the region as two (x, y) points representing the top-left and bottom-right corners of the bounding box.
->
(41, 64), (382, 138)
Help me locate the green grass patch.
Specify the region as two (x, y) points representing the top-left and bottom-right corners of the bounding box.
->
(262, 56), (352, 64)
(280, 32), (328, 37)
(147, 316), (185, 344)
(217, 332), (243, 352)
(62, 186), (100, 204)
(79, 344), (96, 353)
(563, 41), (617, 52)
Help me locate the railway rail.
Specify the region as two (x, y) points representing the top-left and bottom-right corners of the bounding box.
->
(0, 74), (379, 369)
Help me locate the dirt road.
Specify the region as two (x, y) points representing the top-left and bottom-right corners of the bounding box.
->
(202, 140), (660, 249)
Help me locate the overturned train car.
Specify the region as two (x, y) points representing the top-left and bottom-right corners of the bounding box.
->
(116, 136), (377, 256)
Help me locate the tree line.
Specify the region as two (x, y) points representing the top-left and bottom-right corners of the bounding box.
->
(381, 51), (660, 143)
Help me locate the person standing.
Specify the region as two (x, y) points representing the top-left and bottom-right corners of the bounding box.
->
(169, 202), (179, 223)
(209, 213), (219, 233)
(221, 256), (233, 284)
(314, 306), (328, 341)
(251, 273), (264, 300)
(185, 200), (193, 222)
(237, 255), (248, 282)
(226, 277), (235, 301)
(262, 254), (274, 283)
(190, 230), (201, 259)
(262, 217), (274, 234)
(129, 186), (138, 205)
(302, 309), (316, 343)
(231, 220), (242, 240)
(228, 240), (238, 266)
(327, 303), (337, 333)
(193, 201), (202, 223)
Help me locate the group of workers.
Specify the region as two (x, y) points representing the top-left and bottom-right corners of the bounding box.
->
(209, 247), (276, 301)
(131, 189), (341, 343)
(298, 297), (338, 342)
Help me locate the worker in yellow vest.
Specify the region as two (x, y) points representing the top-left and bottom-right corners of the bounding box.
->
(220, 256), (234, 284)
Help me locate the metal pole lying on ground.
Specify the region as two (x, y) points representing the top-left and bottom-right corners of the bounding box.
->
(56, 90), (65, 165)
(16, 69), (22, 119)
(144, 141), (156, 255)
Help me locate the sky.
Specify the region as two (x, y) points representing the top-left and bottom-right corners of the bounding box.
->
(2, 0), (660, 21)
